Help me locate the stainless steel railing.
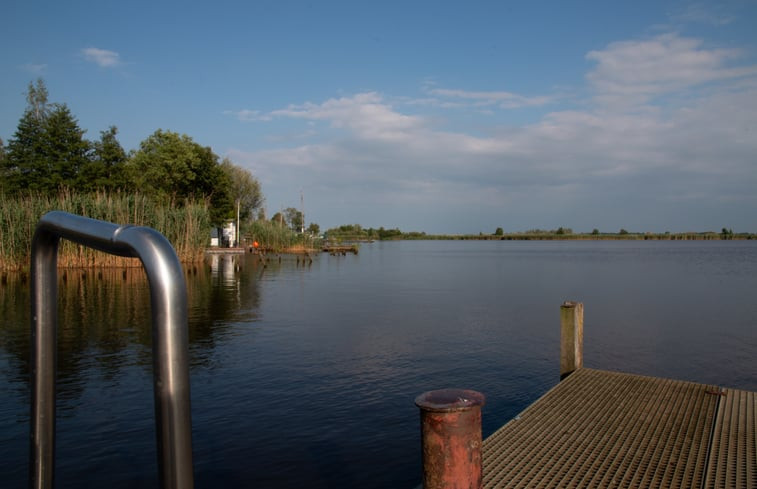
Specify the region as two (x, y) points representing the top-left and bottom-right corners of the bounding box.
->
(29, 211), (194, 489)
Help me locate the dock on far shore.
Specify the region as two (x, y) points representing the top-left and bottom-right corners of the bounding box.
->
(204, 247), (246, 255)
(417, 302), (756, 489)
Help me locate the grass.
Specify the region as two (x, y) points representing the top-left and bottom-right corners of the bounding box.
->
(0, 190), (212, 271)
(246, 220), (321, 253)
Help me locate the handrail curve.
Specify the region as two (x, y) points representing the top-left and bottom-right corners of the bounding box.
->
(30, 211), (194, 489)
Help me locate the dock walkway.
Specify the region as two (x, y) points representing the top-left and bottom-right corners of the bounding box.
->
(482, 367), (756, 488)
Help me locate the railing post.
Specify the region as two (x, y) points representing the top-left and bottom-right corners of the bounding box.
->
(560, 301), (584, 380)
(30, 211), (194, 489)
(415, 389), (485, 489)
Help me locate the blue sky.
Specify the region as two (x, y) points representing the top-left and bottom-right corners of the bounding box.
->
(2, 0), (756, 234)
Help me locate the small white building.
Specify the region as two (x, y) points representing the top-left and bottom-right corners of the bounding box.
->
(210, 220), (237, 247)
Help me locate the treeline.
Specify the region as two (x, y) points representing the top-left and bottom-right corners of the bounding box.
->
(324, 224), (755, 242)
(0, 79), (263, 226)
(324, 224), (425, 241)
(0, 79), (279, 269)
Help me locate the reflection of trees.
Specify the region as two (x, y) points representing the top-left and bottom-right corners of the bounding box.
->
(0, 253), (275, 406)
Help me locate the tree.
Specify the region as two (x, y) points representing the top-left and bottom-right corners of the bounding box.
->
(219, 158), (264, 221)
(494, 227), (504, 236)
(4, 99), (90, 193)
(271, 212), (285, 227)
(284, 207), (304, 232)
(307, 223), (320, 235)
(41, 104), (91, 190)
(591, 229), (600, 235)
(26, 78), (50, 122)
(2, 99), (46, 192)
(82, 126), (128, 191)
(0, 138), (4, 193)
(126, 129), (233, 224)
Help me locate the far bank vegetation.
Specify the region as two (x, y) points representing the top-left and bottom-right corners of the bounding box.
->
(324, 224), (755, 242)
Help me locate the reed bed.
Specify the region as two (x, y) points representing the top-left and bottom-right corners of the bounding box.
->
(0, 190), (212, 271)
(247, 220), (320, 253)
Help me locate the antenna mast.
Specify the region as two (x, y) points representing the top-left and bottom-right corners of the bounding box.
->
(300, 189), (305, 234)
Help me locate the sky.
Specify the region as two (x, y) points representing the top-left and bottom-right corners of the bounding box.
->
(1, 0), (756, 234)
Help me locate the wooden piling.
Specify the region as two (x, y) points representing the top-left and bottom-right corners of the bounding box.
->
(560, 301), (583, 380)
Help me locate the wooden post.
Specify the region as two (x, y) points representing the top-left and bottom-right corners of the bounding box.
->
(560, 301), (583, 380)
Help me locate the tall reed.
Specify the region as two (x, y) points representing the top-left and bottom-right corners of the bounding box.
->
(0, 190), (212, 270)
(247, 220), (320, 252)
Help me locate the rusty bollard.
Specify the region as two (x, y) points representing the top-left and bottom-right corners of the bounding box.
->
(415, 389), (485, 489)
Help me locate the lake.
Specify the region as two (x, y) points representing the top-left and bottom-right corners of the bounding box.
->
(1, 240), (755, 488)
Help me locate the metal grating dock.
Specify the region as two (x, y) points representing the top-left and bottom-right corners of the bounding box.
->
(482, 368), (757, 489)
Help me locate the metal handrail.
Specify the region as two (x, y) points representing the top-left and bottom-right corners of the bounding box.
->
(29, 211), (194, 489)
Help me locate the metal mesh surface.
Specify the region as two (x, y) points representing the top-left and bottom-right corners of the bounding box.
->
(482, 368), (721, 488)
(705, 388), (756, 489)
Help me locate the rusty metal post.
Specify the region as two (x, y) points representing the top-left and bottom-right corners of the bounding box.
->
(560, 301), (584, 380)
(415, 389), (485, 489)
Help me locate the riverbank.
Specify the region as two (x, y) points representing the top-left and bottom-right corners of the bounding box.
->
(398, 231), (756, 241)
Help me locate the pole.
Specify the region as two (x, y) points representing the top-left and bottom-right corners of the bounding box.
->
(415, 389), (485, 489)
(560, 301), (584, 380)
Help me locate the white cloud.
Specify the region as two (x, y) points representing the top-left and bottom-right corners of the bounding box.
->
(670, 3), (736, 26)
(270, 92), (423, 142)
(586, 34), (757, 106)
(81, 47), (121, 67)
(227, 33), (757, 233)
(426, 87), (553, 109)
(21, 63), (47, 74)
(223, 109), (271, 122)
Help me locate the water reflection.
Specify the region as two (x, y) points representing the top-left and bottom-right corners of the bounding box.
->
(0, 253), (287, 402)
(1, 242), (755, 489)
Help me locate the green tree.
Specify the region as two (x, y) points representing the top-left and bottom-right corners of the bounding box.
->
(219, 158), (264, 221)
(591, 229), (600, 235)
(2, 105), (45, 192)
(284, 207), (304, 232)
(2, 79), (94, 194)
(494, 227), (504, 236)
(271, 212), (285, 227)
(4, 101), (90, 193)
(2, 79), (49, 192)
(619, 228), (629, 235)
(307, 223), (320, 235)
(81, 125), (128, 191)
(41, 104), (91, 189)
(127, 129), (233, 224)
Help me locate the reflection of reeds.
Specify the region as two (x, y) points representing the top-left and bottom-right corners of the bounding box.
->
(0, 259), (257, 391)
(0, 190), (212, 270)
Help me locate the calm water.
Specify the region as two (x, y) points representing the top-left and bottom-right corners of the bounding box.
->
(1, 240), (756, 488)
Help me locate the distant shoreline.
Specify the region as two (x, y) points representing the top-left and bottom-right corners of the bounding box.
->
(326, 232), (755, 242)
